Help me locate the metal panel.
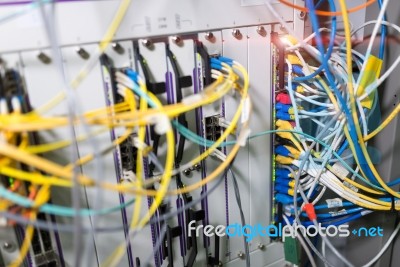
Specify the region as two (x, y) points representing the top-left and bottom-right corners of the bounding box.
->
(0, 1), (328, 266)
(19, 48), (94, 266)
(222, 26), (251, 263)
(247, 24), (273, 250)
(196, 30), (228, 267)
(0, 226), (23, 266)
(168, 36), (210, 266)
(0, 0), (293, 53)
(61, 44), (130, 266)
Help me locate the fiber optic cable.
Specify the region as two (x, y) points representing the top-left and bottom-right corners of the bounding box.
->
(35, 0), (132, 115)
(292, 2), (337, 82)
(102, 75), (175, 267)
(278, 0), (376, 17)
(340, 0), (400, 199)
(104, 60), (251, 197)
(8, 185), (50, 267)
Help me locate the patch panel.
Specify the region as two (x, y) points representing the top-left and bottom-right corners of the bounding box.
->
(4, 1), (400, 267)
(119, 134), (138, 175)
(204, 115), (223, 144)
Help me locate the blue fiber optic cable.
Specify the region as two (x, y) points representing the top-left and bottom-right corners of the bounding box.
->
(125, 69), (389, 192)
(293, 0), (337, 82)
(307, 0), (377, 185)
(301, 208), (363, 219)
(315, 0), (326, 9)
(378, 0), (387, 59)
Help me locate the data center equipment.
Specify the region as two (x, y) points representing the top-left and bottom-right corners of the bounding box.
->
(0, 0), (400, 267)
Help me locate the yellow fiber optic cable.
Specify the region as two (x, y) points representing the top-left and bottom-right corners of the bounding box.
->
(24, 127), (109, 154)
(132, 83), (147, 228)
(0, 77), (225, 133)
(338, 0), (400, 199)
(317, 77), (372, 184)
(0, 64), (243, 201)
(364, 103), (400, 141)
(0, 142), (93, 185)
(35, 0), (132, 115)
(102, 79), (175, 267)
(8, 185), (50, 267)
(103, 62), (250, 197)
(0, 166), (72, 187)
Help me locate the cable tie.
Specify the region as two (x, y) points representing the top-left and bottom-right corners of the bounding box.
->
(238, 128), (251, 147)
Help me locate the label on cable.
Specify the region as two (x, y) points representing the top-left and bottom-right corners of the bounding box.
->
(329, 209), (347, 217)
(343, 181), (359, 193)
(241, 96), (251, 124)
(326, 198), (343, 208)
(357, 55), (383, 109)
(331, 162), (350, 179)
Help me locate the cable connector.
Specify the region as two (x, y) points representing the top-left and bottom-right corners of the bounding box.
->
(296, 86), (305, 93)
(276, 93), (292, 104)
(275, 120), (296, 141)
(275, 179), (295, 188)
(122, 170), (136, 182)
(276, 168), (291, 178)
(11, 97), (21, 113)
(237, 128), (251, 147)
(147, 114), (172, 135)
(276, 103), (301, 115)
(276, 131), (294, 141)
(302, 203), (317, 221)
(218, 117), (232, 129)
(276, 111), (294, 121)
(275, 103), (292, 112)
(218, 56), (234, 65)
(276, 193), (294, 204)
(211, 63), (223, 70)
(287, 54), (302, 66)
(212, 149), (227, 161)
(284, 145), (301, 159)
(276, 119), (293, 130)
(292, 65), (304, 76)
(275, 184), (291, 195)
(0, 99), (8, 115)
(125, 69), (139, 84)
(275, 145), (291, 157)
(275, 155), (294, 165)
